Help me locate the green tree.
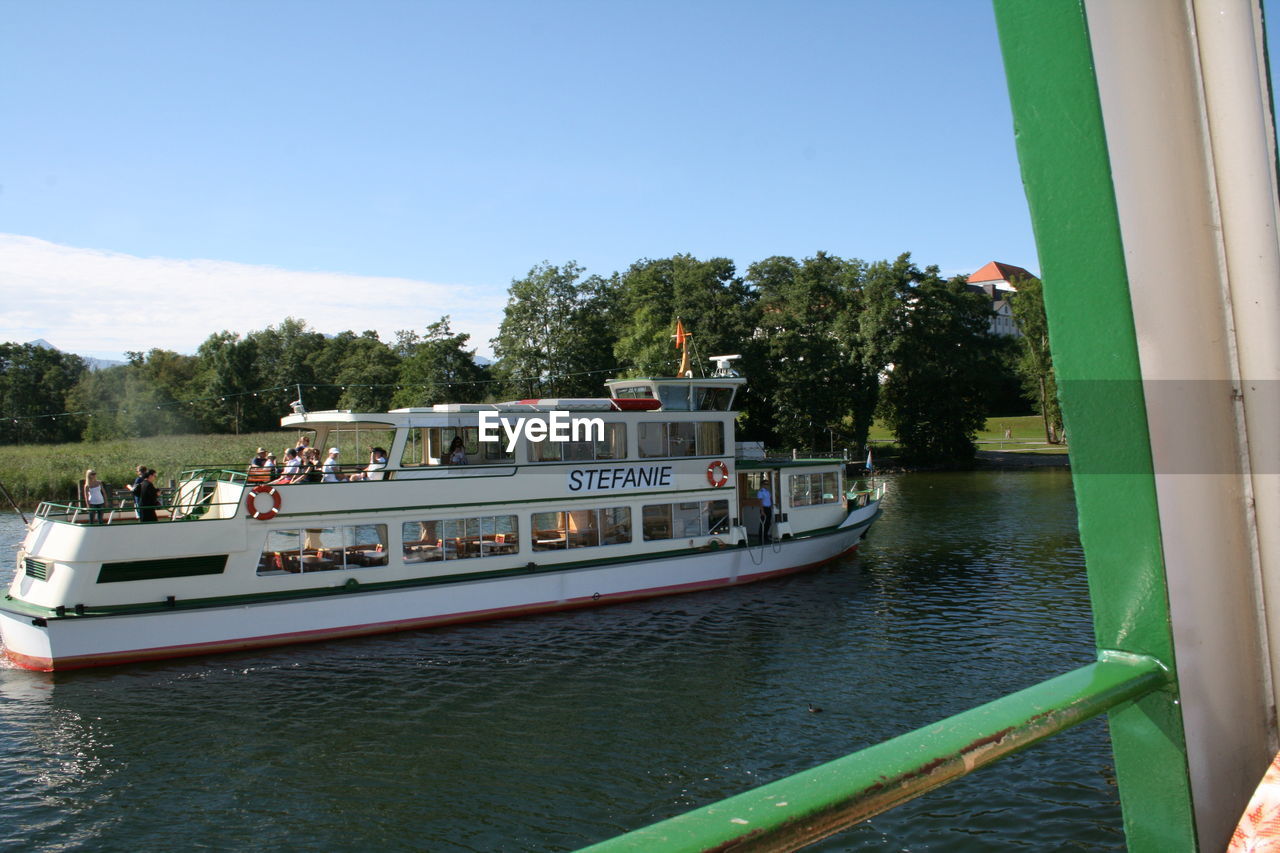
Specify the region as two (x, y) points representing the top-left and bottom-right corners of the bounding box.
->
(194, 332), (260, 435)
(491, 261), (620, 398)
(329, 332), (399, 412)
(1009, 275), (1063, 443)
(614, 254), (757, 376)
(748, 252), (860, 451)
(246, 318), (332, 416)
(876, 269), (1002, 464)
(393, 317), (488, 407)
(0, 343), (87, 444)
(68, 349), (200, 440)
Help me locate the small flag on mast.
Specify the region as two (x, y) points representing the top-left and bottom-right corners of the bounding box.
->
(674, 319), (691, 376)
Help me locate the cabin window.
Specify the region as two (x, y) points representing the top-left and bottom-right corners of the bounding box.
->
(612, 385), (652, 399)
(530, 435), (562, 462)
(707, 499), (730, 534)
(400, 427), (513, 467)
(697, 421), (724, 455)
(600, 506), (632, 545)
(673, 501), (703, 536)
(525, 418), (612, 462)
(642, 504), (672, 541)
(657, 385), (691, 411)
(258, 524), (388, 574)
(790, 472), (840, 507)
(531, 507), (630, 550)
(638, 421), (725, 457)
(401, 514), (518, 562)
(668, 422), (698, 457)
(561, 440), (594, 461)
(692, 386), (735, 411)
(638, 423), (667, 458)
(642, 499), (730, 541)
(531, 511), (566, 550)
(400, 428), (430, 466)
(596, 423), (626, 460)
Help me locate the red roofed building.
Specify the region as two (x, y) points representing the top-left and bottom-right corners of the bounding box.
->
(966, 261), (1039, 337)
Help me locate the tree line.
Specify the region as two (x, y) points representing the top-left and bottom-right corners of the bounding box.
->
(0, 251), (1059, 464)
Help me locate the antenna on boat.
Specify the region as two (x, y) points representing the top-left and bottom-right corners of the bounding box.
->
(709, 354), (741, 377)
(290, 383), (307, 415)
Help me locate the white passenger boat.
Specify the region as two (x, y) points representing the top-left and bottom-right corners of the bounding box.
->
(0, 360), (884, 671)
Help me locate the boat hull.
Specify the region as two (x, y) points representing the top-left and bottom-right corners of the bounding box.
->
(1, 516), (875, 671)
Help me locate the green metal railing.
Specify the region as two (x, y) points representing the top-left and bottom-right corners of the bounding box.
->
(582, 654), (1169, 852)
(584, 1), (1208, 849)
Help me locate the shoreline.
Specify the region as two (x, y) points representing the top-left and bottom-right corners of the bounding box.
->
(856, 449), (1070, 475)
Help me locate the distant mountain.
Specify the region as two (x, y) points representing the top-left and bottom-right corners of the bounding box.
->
(26, 338), (125, 371)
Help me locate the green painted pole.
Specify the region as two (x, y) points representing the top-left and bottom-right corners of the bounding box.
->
(580, 655), (1169, 852)
(992, 1), (1198, 849)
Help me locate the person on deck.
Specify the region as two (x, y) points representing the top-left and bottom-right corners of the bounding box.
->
(322, 448), (345, 482)
(136, 469), (160, 522)
(447, 436), (467, 465)
(126, 464), (148, 520)
(350, 447), (388, 481)
(757, 476), (774, 543)
(272, 448), (301, 484)
(82, 469), (105, 525)
(292, 448), (320, 484)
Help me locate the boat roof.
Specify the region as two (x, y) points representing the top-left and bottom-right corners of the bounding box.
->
(280, 398), (662, 428)
(280, 373), (747, 428)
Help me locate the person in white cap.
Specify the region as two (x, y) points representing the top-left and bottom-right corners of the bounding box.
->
(322, 447), (345, 482)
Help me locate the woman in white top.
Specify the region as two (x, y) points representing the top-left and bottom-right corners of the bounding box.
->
(83, 468), (106, 525)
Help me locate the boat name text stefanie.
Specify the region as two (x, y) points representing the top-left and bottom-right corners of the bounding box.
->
(567, 465), (674, 493)
(477, 411), (605, 452)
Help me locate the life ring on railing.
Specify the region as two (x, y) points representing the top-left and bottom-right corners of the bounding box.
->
(706, 460), (730, 488)
(248, 484), (281, 520)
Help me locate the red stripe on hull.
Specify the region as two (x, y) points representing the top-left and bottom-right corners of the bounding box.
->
(6, 541), (861, 672)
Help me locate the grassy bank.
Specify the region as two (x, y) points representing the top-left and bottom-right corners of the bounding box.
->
(0, 431), (301, 508)
(867, 415), (1066, 453)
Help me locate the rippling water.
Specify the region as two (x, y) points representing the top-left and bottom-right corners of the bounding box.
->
(0, 469), (1120, 851)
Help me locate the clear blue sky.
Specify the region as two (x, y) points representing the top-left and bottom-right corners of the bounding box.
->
(0, 1), (1222, 360)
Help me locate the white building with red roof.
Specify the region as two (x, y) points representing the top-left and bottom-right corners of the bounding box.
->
(966, 261), (1038, 337)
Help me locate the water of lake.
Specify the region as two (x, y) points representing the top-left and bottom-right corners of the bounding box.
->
(0, 468), (1120, 851)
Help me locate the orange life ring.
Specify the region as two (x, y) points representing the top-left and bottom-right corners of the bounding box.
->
(248, 484), (281, 520)
(706, 460), (730, 488)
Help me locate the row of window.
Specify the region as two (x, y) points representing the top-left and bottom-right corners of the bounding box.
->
(642, 500), (731, 540)
(402, 515), (519, 563)
(257, 499), (735, 575)
(396, 422), (724, 467)
(258, 524), (390, 574)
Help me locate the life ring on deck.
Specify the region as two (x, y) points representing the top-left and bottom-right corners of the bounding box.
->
(248, 484), (282, 521)
(706, 460), (730, 488)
